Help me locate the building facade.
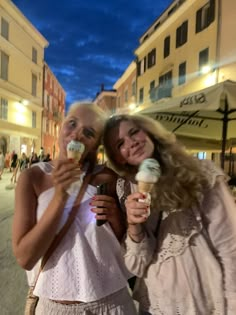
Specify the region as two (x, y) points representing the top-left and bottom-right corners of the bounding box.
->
(42, 63), (65, 159)
(0, 0), (48, 157)
(135, 0), (236, 107)
(94, 84), (117, 116)
(113, 61), (137, 113)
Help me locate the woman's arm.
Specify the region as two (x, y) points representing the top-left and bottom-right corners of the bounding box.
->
(12, 159), (81, 270)
(202, 178), (236, 314)
(121, 191), (157, 277)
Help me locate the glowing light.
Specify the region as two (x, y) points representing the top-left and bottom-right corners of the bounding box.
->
(201, 65), (211, 74)
(204, 72), (217, 87)
(22, 99), (29, 106)
(129, 103), (136, 111)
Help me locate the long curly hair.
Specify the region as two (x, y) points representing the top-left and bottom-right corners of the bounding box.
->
(103, 114), (212, 211)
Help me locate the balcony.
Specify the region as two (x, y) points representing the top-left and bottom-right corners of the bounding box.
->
(150, 85), (172, 102)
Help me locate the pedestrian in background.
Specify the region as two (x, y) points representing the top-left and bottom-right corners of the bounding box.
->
(0, 150), (5, 179)
(103, 113), (236, 315)
(12, 102), (137, 315)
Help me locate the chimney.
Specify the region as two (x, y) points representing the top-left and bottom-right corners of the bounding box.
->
(101, 84), (104, 91)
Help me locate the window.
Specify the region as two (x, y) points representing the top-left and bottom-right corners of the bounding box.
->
(176, 21), (188, 48)
(32, 111), (36, 128)
(137, 57), (146, 76)
(164, 36), (170, 58)
(117, 96), (120, 108)
(131, 81), (136, 96)
(47, 95), (50, 110)
(147, 49), (156, 68)
(158, 71), (172, 99)
(0, 51), (9, 80)
(0, 98), (8, 120)
(32, 73), (37, 96)
(178, 62), (186, 85)
(1, 18), (9, 40)
(32, 47), (37, 64)
(150, 80), (155, 91)
(139, 88), (144, 104)
(124, 90), (128, 103)
(199, 48), (209, 70)
(196, 0), (215, 33)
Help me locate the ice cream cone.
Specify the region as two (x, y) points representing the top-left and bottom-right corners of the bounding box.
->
(67, 150), (82, 163)
(66, 140), (85, 163)
(138, 181), (154, 193)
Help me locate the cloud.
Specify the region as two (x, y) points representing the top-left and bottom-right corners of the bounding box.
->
(12, 0), (173, 109)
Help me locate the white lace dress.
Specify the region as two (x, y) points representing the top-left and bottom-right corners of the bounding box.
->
(118, 162), (236, 315)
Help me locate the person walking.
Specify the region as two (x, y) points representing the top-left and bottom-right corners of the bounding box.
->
(0, 151), (5, 179)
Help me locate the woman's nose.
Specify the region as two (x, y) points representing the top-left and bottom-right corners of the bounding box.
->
(71, 128), (83, 141)
(124, 136), (136, 148)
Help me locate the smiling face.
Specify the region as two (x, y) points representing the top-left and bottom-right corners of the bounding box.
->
(58, 105), (104, 162)
(110, 120), (155, 166)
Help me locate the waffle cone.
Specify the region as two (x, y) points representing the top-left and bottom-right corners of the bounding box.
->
(138, 181), (154, 193)
(67, 150), (82, 162)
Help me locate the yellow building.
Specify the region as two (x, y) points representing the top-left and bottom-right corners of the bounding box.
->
(0, 0), (48, 157)
(130, 0), (236, 172)
(135, 0), (236, 105)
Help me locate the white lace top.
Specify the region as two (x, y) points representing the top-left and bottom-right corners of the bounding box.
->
(26, 162), (131, 302)
(118, 161), (236, 315)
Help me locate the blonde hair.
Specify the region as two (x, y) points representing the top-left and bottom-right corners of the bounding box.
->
(103, 114), (212, 211)
(67, 101), (107, 121)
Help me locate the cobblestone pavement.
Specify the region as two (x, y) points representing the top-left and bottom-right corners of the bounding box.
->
(0, 170), (28, 315)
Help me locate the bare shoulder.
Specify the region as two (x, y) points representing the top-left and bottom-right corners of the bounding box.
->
(17, 165), (52, 197)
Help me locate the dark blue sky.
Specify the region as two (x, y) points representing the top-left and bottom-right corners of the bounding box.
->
(12, 0), (173, 108)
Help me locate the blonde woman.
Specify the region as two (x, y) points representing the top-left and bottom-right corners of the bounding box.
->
(12, 103), (137, 315)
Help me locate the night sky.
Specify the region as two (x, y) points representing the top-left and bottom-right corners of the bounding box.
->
(12, 0), (173, 109)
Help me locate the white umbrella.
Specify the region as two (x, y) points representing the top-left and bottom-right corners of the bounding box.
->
(136, 80), (236, 169)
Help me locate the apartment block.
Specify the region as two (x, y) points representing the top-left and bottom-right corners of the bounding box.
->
(42, 63), (66, 159)
(0, 0), (48, 156)
(135, 0), (236, 107)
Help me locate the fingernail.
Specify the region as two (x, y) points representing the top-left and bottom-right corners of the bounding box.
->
(92, 196), (96, 200)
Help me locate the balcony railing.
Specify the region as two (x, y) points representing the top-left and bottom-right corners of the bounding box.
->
(150, 85), (172, 102)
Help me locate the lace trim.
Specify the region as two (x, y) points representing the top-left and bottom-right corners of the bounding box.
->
(117, 177), (131, 213)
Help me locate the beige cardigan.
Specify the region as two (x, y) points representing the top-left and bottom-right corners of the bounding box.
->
(119, 164), (236, 315)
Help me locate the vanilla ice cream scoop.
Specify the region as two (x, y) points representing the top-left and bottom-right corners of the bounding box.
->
(135, 158), (161, 217)
(135, 158), (161, 192)
(66, 140), (85, 163)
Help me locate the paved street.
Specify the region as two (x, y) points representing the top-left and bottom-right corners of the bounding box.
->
(0, 171), (28, 315)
